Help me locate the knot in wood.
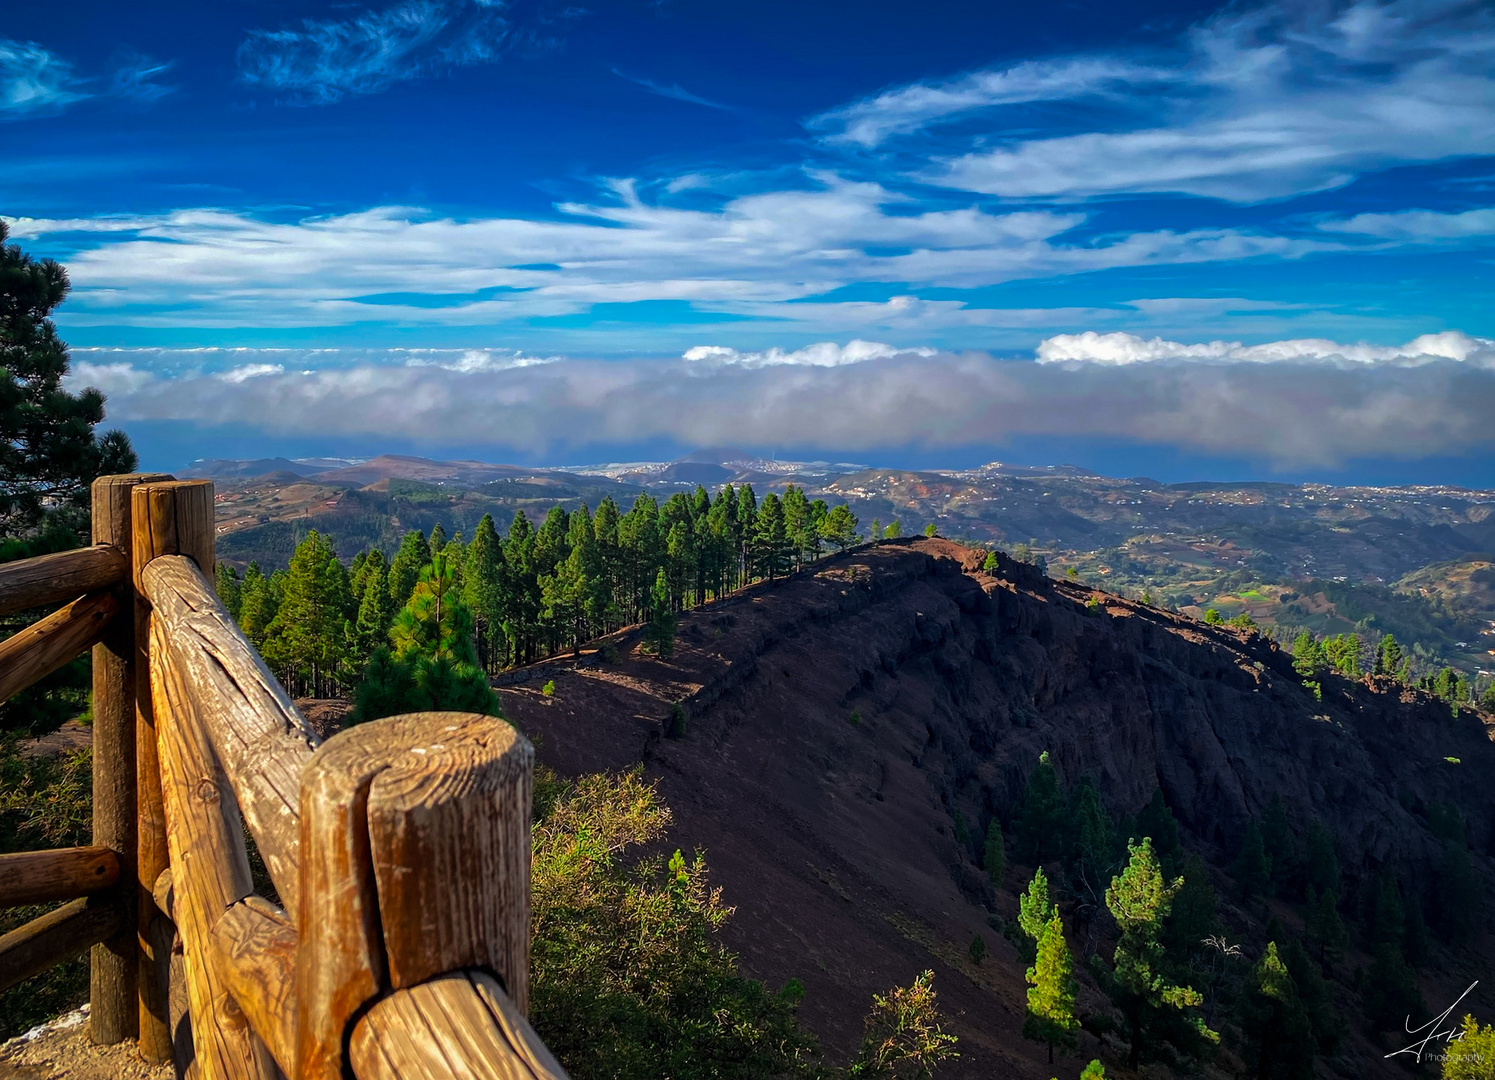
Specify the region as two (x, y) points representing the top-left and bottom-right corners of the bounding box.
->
(194, 777), (220, 804)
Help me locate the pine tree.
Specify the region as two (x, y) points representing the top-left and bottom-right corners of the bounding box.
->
(1064, 777), (1113, 884)
(643, 569), (677, 659)
(1162, 853), (1218, 960)
(1018, 867), (1056, 945)
(352, 556), (393, 670)
(1291, 632), (1326, 678)
(1376, 634), (1405, 678)
(1304, 886), (1347, 966)
(1024, 913), (1079, 1064)
(0, 220), (137, 543)
(983, 818), (1006, 890)
(356, 551), (500, 723)
(821, 503), (859, 551)
(1443, 1015), (1495, 1080)
(1278, 936), (1345, 1055)
(1017, 751), (1066, 864)
(463, 514), (505, 671)
(428, 522), (448, 554)
(261, 531), (352, 697)
(237, 562), (277, 647)
(0, 222), (138, 735)
(1234, 820), (1272, 902)
(215, 563), (243, 620)
(1102, 838), (1212, 1068)
(1135, 788), (1181, 874)
(754, 492), (791, 581)
(388, 529), (431, 609)
(1241, 942), (1315, 1080)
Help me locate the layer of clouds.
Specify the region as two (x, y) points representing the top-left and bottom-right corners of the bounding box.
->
(6, 183), (1331, 328)
(1036, 330), (1494, 366)
(66, 333), (1495, 469)
(236, 0), (569, 104)
(682, 340), (935, 367)
(814, 0), (1495, 204)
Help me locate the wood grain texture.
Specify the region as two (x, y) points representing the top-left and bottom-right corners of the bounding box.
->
(133, 480), (213, 1065)
(143, 555), (320, 912)
(349, 970), (569, 1080)
(0, 590), (117, 703)
(0, 544), (128, 618)
(294, 713), (533, 1080)
(131, 481), (215, 593)
(90, 472), (171, 1047)
(0, 897), (124, 994)
(211, 897), (297, 1077)
(0, 847), (120, 907)
(362, 714), (532, 1003)
(294, 726), (385, 1080)
(151, 613), (278, 1080)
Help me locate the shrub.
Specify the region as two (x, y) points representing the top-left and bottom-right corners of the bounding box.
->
(542, 679), (556, 697)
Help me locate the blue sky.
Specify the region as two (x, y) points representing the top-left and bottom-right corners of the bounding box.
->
(4, 0), (1495, 481)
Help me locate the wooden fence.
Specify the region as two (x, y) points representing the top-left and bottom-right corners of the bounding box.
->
(0, 475), (568, 1080)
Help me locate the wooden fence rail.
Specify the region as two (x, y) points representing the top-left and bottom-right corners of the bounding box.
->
(1, 475), (570, 1080)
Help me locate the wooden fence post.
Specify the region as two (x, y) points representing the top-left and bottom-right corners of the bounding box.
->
(131, 479), (213, 1061)
(89, 472), (171, 1046)
(296, 712), (533, 1080)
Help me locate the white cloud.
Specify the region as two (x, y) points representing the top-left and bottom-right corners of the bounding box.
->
(235, 0), (567, 104)
(67, 339), (1495, 470)
(0, 39), (88, 115)
(403, 349), (560, 372)
(814, 0), (1495, 203)
(1036, 329), (1495, 366)
(18, 183), (1333, 329)
(809, 57), (1164, 148)
(1319, 207), (1495, 241)
(682, 340), (936, 367)
(219, 363), (285, 383)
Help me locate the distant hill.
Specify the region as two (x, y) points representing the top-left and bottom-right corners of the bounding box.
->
(498, 538), (1495, 1077)
(194, 449), (1495, 675)
(181, 456), (336, 479)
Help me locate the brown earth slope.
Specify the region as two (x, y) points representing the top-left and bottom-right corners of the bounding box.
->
(498, 537), (1495, 1078)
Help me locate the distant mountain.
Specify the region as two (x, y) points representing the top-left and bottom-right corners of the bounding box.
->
(181, 456), (337, 479)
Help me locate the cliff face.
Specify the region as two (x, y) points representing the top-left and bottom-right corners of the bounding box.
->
(498, 538), (1495, 1077)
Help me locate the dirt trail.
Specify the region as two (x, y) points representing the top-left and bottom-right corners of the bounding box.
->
(0, 1009), (171, 1080)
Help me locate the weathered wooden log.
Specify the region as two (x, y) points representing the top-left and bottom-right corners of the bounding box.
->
(133, 479), (212, 1063)
(151, 613), (278, 1080)
(91, 471), (172, 1047)
(0, 590), (117, 704)
(350, 970), (568, 1080)
(0, 847), (120, 907)
(142, 555), (320, 911)
(0, 544), (128, 618)
(295, 713), (534, 1080)
(0, 897), (124, 994)
(210, 897), (297, 1077)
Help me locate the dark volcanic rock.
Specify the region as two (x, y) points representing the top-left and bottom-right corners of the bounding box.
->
(499, 537), (1495, 1078)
